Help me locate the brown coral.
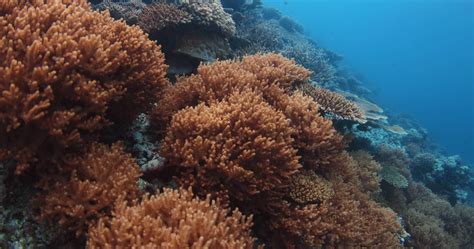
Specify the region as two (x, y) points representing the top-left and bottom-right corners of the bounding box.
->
(161, 90), (301, 214)
(275, 181), (402, 248)
(87, 187), (258, 249)
(138, 2), (192, 34)
(288, 169), (334, 205)
(0, 0), (168, 173)
(151, 53), (311, 138)
(350, 150), (382, 194)
(37, 142), (141, 236)
(300, 82), (366, 123)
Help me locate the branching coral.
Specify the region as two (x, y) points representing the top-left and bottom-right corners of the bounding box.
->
(300, 82), (366, 123)
(151, 53), (310, 138)
(87, 187), (258, 249)
(138, 2), (192, 34)
(0, 0), (168, 173)
(161, 90), (301, 214)
(350, 150), (382, 194)
(405, 189), (474, 249)
(37, 142), (141, 236)
(275, 181), (402, 248)
(152, 54), (343, 170)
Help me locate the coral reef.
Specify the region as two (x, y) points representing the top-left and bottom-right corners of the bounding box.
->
(411, 153), (473, 203)
(36, 142), (141, 236)
(275, 180), (403, 248)
(161, 90), (301, 213)
(0, 0), (168, 173)
(155, 53), (401, 248)
(279, 16), (304, 33)
(181, 0), (236, 36)
(87, 187), (258, 248)
(1, 1), (472, 248)
(288, 169), (334, 204)
(350, 150), (382, 194)
(138, 2), (192, 34)
(300, 82), (366, 123)
(93, 0), (146, 25)
(150, 53), (311, 137)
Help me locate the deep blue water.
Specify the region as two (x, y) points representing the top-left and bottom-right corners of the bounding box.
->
(265, 0), (474, 163)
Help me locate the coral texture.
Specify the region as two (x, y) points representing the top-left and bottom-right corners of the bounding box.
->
(138, 2), (192, 34)
(181, 0), (236, 36)
(151, 53), (311, 137)
(87, 187), (258, 249)
(288, 169), (334, 204)
(275, 181), (402, 248)
(349, 150), (382, 194)
(161, 90), (301, 214)
(93, 0), (146, 25)
(0, 0), (168, 173)
(37, 142), (141, 236)
(300, 82), (366, 123)
(152, 54), (343, 170)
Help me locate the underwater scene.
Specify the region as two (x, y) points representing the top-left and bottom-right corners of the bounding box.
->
(0, 0), (473, 248)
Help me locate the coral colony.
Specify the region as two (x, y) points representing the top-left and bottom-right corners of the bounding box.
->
(0, 1), (473, 248)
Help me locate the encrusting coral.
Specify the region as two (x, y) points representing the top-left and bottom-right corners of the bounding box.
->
(0, 0), (168, 174)
(161, 90), (301, 214)
(87, 187), (259, 249)
(36, 142), (141, 236)
(300, 82), (367, 123)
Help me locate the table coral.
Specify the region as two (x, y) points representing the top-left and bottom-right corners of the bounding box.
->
(300, 82), (367, 123)
(0, 0), (168, 173)
(87, 187), (258, 249)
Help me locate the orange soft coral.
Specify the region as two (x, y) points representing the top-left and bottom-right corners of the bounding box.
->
(87, 187), (258, 249)
(150, 53), (310, 138)
(0, 0), (168, 173)
(37, 142), (141, 236)
(161, 90), (301, 214)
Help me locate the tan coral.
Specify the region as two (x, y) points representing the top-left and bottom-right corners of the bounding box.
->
(37, 142), (141, 236)
(87, 187), (259, 249)
(0, 0), (168, 173)
(181, 0), (236, 36)
(300, 82), (366, 123)
(288, 169), (334, 204)
(350, 150), (382, 194)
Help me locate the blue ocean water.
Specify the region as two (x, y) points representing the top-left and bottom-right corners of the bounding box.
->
(265, 0), (474, 163)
